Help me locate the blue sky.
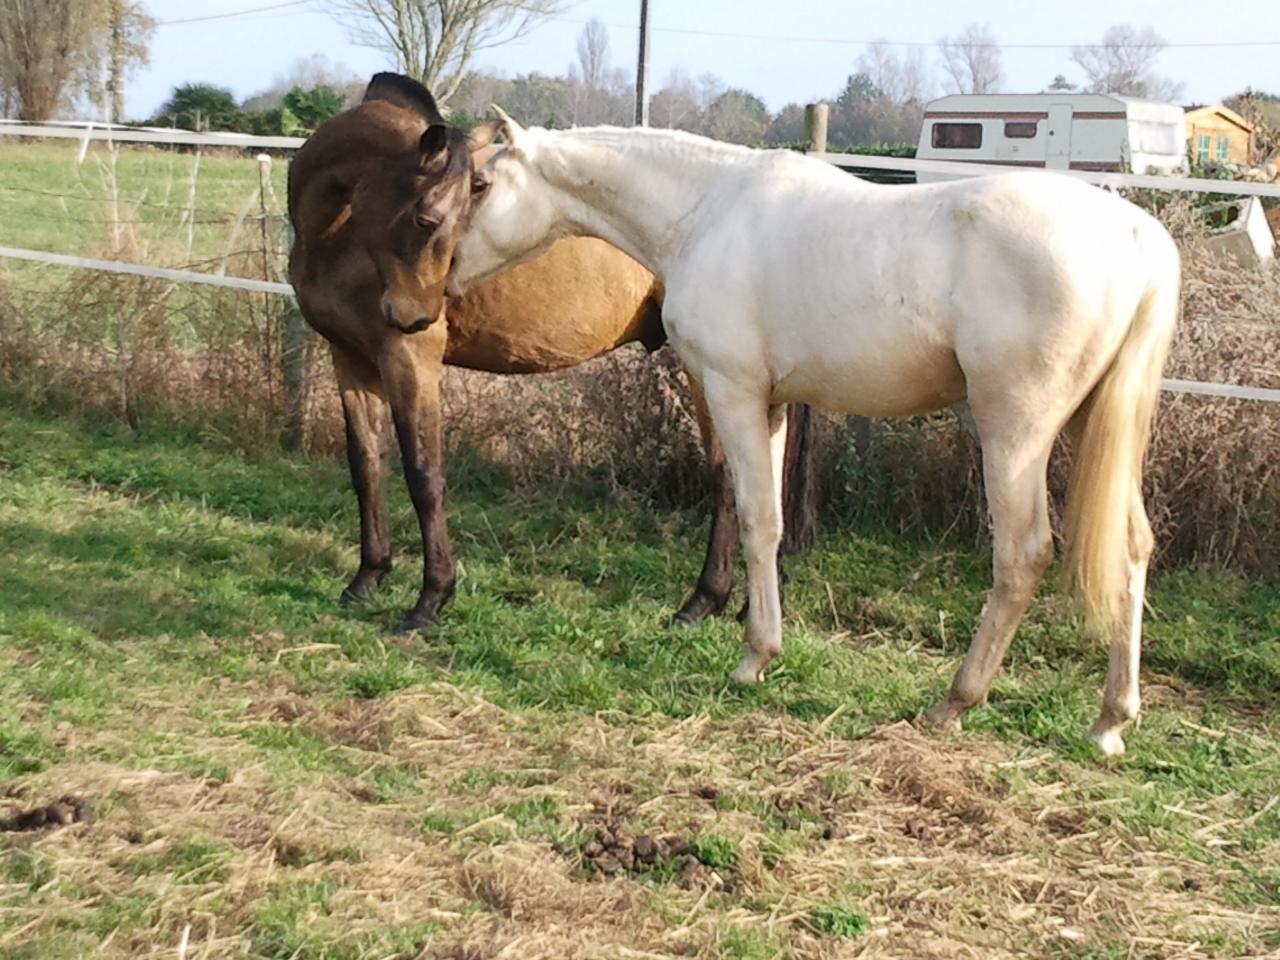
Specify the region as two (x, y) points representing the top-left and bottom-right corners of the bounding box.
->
(133, 0), (1279, 118)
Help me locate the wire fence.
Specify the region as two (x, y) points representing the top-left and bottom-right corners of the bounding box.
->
(1, 121), (1276, 403)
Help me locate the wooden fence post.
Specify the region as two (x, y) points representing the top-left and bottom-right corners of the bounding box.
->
(281, 302), (309, 452)
(778, 103), (833, 554)
(271, 170), (308, 453)
(804, 102), (829, 155)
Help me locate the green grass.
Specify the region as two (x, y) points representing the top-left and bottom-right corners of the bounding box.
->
(807, 903), (869, 939)
(0, 139), (288, 265)
(0, 407), (1277, 958)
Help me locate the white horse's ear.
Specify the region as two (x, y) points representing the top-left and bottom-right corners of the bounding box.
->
(490, 104), (526, 155)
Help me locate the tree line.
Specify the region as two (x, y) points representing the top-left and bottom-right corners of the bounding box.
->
(2, 1), (1277, 158)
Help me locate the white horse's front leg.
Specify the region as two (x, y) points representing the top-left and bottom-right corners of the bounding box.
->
(700, 373), (785, 683)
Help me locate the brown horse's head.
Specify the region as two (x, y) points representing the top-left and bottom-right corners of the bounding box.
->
(347, 74), (500, 333)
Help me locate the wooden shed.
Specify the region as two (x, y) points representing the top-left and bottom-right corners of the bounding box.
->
(1184, 105), (1254, 166)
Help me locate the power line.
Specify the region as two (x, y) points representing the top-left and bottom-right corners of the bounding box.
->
(156, 0), (318, 27)
(549, 16), (1280, 51)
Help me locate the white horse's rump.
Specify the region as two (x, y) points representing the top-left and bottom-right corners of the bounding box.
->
(450, 118), (1180, 755)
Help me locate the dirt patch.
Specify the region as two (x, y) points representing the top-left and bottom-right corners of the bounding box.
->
(1, 795), (90, 831)
(570, 813), (723, 890)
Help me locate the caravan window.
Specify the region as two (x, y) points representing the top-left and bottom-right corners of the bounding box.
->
(1004, 121), (1038, 139)
(1131, 120), (1181, 156)
(932, 123), (982, 149)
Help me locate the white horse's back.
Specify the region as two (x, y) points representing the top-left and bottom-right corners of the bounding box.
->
(672, 159), (1173, 419)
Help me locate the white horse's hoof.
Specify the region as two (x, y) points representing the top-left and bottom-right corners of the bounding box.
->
(1087, 725), (1127, 757)
(729, 656), (766, 685)
(922, 699), (964, 732)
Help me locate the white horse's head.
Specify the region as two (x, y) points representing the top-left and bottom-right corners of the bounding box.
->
(447, 107), (560, 295)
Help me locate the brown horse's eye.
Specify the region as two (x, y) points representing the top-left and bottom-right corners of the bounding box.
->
(414, 211), (440, 233)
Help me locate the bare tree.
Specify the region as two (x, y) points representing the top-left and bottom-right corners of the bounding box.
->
(938, 23), (1003, 95)
(0, 0), (151, 121)
(329, 0), (563, 104)
(857, 41), (930, 106)
(650, 68), (701, 130)
(0, 0), (95, 120)
(1070, 25), (1184, 101)
(575, 17), (609, 90)
(568, 18), (616, 124)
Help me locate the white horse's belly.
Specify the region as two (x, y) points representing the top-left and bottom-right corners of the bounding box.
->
(770, 340), (966, 416)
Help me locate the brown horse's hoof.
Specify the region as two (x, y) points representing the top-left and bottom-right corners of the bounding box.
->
(395, 608), (440, 634)
(395, 584), (455, 634)
(340, 567), (390, 606)
(670, 591), (729, 627)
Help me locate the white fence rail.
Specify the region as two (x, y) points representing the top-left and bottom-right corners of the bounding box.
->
(813, 151), (1280, 199)
(0, 245), (294, 296)
(0, 122), (1276, 404)
(0, 119), (305, 150)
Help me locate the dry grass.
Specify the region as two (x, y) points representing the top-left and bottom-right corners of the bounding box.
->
(5, 683), (1277, 959)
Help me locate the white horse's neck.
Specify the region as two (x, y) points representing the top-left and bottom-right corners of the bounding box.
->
(532, 127), (758, 277)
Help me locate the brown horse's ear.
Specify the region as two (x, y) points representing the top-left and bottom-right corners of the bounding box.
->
(467, 120), (503, 154)
(419, 124), (450, 170)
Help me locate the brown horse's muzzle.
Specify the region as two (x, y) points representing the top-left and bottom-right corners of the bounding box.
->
(381, 285), (445, 334)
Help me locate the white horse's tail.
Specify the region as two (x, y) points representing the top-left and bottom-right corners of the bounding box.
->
(1062, 236), (1180, 638)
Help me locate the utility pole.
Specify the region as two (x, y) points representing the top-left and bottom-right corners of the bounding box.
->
(634, 0), (651, 126)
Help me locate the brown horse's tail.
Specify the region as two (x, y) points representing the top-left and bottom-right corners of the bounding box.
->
(781, 404), (821, 554)
(1062, 236), (1180, 637)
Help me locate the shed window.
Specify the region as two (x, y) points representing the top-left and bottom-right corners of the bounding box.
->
(1197, 134), (1210, 164)
(1004, 121), (1038, 139)
(931, 122), (983, 149)
(1216, 135), (1229, 161)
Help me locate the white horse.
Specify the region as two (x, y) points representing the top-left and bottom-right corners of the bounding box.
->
(447, 113), (1180, 756)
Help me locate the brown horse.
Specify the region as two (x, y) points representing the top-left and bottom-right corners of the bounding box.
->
(288, 73), (786, 631)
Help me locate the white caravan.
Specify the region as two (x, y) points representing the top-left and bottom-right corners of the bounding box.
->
(916, 94), (1187, 181)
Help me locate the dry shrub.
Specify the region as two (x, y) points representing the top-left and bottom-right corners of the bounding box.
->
(440, 346), (706, 505)
(0, 252), (330, 458)
(1, 194), (1276, 574)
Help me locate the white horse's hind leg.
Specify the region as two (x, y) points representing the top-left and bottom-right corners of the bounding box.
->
(768, 403), (787, 524)
(700, 376), (785, 683)
(925, 437), (1055, 727)
(1087, 486), (1154, 756)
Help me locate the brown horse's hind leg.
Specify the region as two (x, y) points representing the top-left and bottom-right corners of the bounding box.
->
(673, 371), (739, 625)
(378, 324), (456, 633)
(333, 345), (394, 605)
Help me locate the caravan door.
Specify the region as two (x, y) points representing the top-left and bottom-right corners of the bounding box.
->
(1046, 104), (1073, 169)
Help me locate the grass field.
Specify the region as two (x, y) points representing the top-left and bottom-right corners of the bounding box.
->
(1, 409), (1277, 959)
(0, 139), (288, 268)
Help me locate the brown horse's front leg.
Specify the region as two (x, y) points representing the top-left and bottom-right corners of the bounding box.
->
(378, 326), (456, 633)
(333, 346), (394, 605)
(673, 371), (739, 625)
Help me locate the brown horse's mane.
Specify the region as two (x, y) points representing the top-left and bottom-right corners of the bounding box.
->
(361, 72), (445, 125)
